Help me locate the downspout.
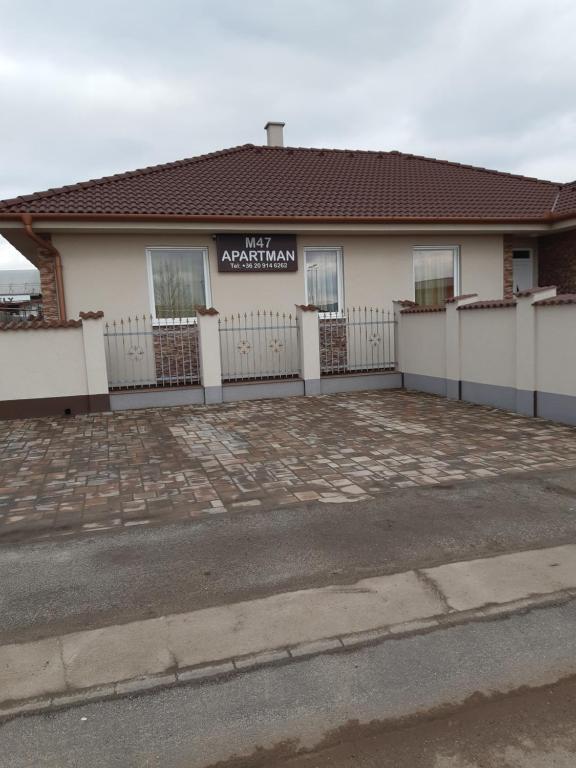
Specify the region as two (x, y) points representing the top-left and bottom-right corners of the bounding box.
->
(21, 213), (67, 320)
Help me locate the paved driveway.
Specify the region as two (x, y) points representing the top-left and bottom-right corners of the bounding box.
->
(1, 390), (576, 542)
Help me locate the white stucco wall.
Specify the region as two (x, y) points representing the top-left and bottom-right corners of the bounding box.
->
(399, 312), (446, 379)
(54, 232), (505, 321)
(460, 308), (516, 387)
(536, 305), (576, 396)
(0, 327), (88, 401)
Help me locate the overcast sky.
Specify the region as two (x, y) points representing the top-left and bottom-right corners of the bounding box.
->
(2, 0), (576, 268)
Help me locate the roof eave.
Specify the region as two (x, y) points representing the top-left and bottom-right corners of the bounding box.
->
(0, 212), (566, 226)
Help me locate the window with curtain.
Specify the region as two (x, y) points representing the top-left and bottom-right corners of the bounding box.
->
(305, 248), (342, 314)
(148, 248), (209, 320)
(413, 247), (459, 306)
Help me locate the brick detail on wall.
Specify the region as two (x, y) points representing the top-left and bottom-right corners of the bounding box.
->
(503, 235), (515, 299)
(538, 229), (576, 294)
(38, 257), (60, 321)
(320, 317), (348, 373)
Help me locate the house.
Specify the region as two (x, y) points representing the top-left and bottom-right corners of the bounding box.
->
(1, 122), (576, 327)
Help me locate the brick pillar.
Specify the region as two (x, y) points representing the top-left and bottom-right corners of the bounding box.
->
(503, 235), (514, 299)
(38, 257), (60, 321)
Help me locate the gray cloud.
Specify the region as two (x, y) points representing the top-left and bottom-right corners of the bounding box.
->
(1, 0), (576, 267)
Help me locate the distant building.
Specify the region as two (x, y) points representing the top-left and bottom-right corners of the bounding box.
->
(0, 268), (41, 320)
(0, 268), (41, 300)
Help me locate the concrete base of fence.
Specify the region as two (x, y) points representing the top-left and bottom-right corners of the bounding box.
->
(304, 378), (322, 396)
(106, 373), (403, 412)
(403, 373), (448, 397)
(460, 381), (517, 412)
(222, 379), (304, 402)
(109, 387), (204, 411)
(405, 375), (576, 428)
(406, 376), (519, 413)
(516, 388), (536, 418)
(446, 379), (460, 400)
(538, 391), (576, 426)
(320, 372), (402, 394)
(204, 386), (223, 405)
(0, 393), (110, 420)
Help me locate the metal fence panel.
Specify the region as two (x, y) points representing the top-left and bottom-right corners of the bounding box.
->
(104, 315), (200, 389)
(219, 311), (300, 382)
(321, 307), (397, 375)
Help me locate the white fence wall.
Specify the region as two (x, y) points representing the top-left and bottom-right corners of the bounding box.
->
(399, 311), (446, 379)
(0, 313), (110, 419)
(460, 308), (516, 389)
(398, 289), (576, 426)
(536, 305), (576, 397)
(536, 304), (576, 424)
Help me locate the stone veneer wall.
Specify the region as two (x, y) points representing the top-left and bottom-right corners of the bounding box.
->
(538, 230), (576, 293)
(38, 258), (60, 321)
(503, 235), (515, 298)
(153, 324), (200, 384)
(319, 318), (348, 373)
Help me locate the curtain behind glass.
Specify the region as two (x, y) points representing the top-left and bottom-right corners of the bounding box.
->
(414, 249), (455, 306)
(306, 250), (339, 312)
(151, 249), (206, 318)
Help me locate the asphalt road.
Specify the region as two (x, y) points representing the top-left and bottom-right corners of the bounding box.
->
(2, 468), (576, 643)
(2, 600), (576, 768)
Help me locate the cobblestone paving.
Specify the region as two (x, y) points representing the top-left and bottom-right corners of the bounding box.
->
(1, 390), (576, 542)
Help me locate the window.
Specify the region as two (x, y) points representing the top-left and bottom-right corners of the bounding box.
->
(304, 248), (343, 314)
(147, 248), (211, 320)
(413, 246), (459, 306)
(512, 249), (533, 293)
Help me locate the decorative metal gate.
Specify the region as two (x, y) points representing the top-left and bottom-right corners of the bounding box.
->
(104, 315), (200, 389)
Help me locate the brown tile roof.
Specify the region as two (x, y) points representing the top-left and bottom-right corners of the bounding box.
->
(0, 145), (573, 223)
(445, 293), (478, 303)
(401, 305), (446, 314)
(0, 311), (104, 330)
(553, 183), (576, 217)
(78, 310), (104, 319)
(534, 294), (576, 306)
(0, 319), (81, 331)
(514, 286), (556, 297)
(457, 299), (517, 310)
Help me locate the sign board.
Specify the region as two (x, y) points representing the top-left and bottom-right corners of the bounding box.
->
(216, 234), (298, 273)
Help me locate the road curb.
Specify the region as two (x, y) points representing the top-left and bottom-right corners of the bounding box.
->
(2, 589), (575, 722)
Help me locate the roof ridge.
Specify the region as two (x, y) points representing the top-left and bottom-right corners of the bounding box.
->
(256, 144), (561, 187)
(0, 144), (256, 210)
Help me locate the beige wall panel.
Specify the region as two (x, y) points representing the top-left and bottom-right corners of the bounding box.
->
(399, 312), (446, 379)
(536, 306), (576, 396)
(0, 327), (88, 401)
(460, 309), (516, 387)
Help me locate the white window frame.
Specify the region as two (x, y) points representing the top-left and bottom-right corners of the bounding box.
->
(146, 247), (212, 324)
(304, 246), (344, 317)
(412, 245), (460, 304)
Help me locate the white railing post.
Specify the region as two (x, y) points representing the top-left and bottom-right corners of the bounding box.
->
(79, 311), (110, 411)
(197, 308), (223, 404)
(515, 286), (557, 416)
(296, 304), (321, 395)
(444, 294), (478, 399)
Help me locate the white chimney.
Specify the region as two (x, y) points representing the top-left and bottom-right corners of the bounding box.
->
(264, 121), (285, 147)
